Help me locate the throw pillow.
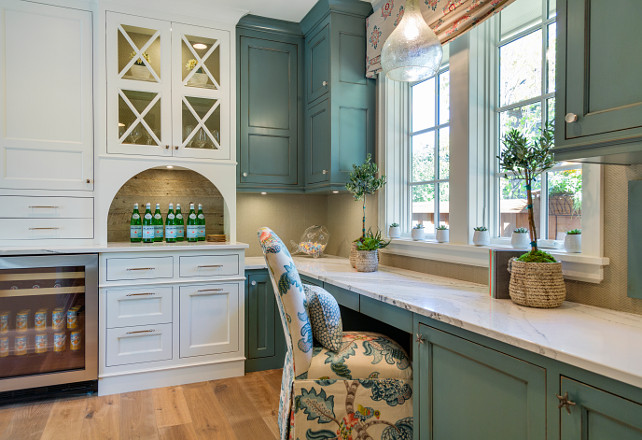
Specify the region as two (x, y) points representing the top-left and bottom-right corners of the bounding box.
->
(303, 284), (343, 352)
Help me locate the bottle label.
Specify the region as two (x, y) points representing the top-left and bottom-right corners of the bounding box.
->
(198, 227), (205, 238)
(144, 213), (152, 220)
(154, 214), (162, 220)
(130, 225), (142, 238)
(154, 225), (164, 238)
(168, 213), (175, 220)
(177, 225), (185, 236)
(176, 214), (183, 221)
(187, 225), (198, 239)
(198, 214), (204, 220)
(132, 213), (140, 220)
(189, 213), (196, 220)
(143, 225), (154, 239)
(165, 225), (177, 239)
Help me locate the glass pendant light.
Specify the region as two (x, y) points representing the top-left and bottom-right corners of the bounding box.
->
(381, 0), (443, 82)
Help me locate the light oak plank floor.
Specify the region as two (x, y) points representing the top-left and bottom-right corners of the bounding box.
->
(0, 369), (283, 440)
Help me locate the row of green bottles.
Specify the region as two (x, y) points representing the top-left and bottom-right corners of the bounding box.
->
(130, 203), (205, 243)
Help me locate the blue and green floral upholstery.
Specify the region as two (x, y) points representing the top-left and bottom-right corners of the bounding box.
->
(258, 227), (413, 440)
(303, 284), (343, 352)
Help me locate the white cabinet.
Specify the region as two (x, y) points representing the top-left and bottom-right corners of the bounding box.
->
(106, 12), (230, 160)
(0, 0), (93, 191)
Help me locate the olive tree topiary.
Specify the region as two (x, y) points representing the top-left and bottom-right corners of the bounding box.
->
(346, 154), (387, 238)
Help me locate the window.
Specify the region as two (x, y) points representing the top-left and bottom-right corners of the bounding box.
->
(410, 67), (450, 234)
(495, 0), (581, 241)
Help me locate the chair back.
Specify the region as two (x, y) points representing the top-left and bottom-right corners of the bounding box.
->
(257, 227), (313, 377)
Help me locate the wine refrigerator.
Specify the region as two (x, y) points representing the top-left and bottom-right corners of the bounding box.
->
(0, 254), (97, 393)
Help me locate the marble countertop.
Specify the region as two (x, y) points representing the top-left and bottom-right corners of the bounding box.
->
(281, 255), (642, 389)
(0, 241), (249, 256)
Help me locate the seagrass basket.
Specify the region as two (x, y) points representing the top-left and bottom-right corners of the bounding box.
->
(355, 250), (378, 272)
(508, 258), (566, 308)
(349, 242), (358, 268)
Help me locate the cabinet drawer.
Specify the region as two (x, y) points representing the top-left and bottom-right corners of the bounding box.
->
(360, 296), (412, 333)
(0, 196), (93, 218)
(106, 256), (173, 281)
(179, 254), (239, 278)
(106, 323), (173, 366)
(106, 286), (172, 328)
(0, 219), (93, 239)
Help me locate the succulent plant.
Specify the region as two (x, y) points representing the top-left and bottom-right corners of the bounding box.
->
(473, 226), (488, 232)
(567, 229), (581, 235)
(514, 227), (528, 233)
(413, 224), (425, 229)
(436, 225), (448, 230)
(390, 222), (400, 227)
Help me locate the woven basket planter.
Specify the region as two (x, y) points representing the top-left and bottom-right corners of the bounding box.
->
(355, 250), (378, 272)
(508, 259), (566, 308)
(349, 242), (358, 268)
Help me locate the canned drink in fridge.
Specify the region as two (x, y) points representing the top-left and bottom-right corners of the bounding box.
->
(70, 331), (81, 351)
(0, 312), (9, 333)
(16, 310), (29, 331)
(15, 335), (27, 355)
(35, 309), (47, 330)
(35, 334), (47, 353)
(0, 337), (8, 357)
(67, 308), (78, 329)
(52, 308), (64, 330)
(54, 333), (66, 352)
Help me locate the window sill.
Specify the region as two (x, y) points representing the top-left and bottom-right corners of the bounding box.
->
(381, 238), (610, 284)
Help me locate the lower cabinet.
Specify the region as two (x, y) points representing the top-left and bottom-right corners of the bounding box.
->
(245, 269), (286, 372)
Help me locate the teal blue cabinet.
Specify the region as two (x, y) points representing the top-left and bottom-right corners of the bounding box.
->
(245, 269), (286, 372)
(306, 24), (330, 105)
(554, 0), (642, 163)
(237, 17), (304, 190)
(415, 322), (547, 440)
(560, 377), (642, 440)
(306, 98), (332, 185)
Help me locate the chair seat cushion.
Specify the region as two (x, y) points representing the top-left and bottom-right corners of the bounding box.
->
(306, 331), (412, 381)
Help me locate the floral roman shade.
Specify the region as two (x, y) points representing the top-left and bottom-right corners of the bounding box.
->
(366, 0), (517, 78)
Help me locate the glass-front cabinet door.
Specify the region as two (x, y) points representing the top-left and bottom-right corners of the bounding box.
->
(172, 23), (229, 159)
(107, 13), (172, 156)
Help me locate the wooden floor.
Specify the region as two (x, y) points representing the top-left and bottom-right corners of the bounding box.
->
(0, 369), (283, 440)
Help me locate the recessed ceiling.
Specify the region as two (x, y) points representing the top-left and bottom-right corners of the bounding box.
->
(224, 0), (378, 23)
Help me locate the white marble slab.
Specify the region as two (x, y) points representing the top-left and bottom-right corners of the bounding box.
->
(292, 256), (642, 389)
(0, 241), (249, 256)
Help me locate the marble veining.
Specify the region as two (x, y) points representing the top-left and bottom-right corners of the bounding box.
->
(289, 256), (642, 389)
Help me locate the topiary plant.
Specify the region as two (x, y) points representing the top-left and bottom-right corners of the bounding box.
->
(346, 154), (387, 238)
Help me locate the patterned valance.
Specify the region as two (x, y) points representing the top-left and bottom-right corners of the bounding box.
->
(366, 0), (517, 78)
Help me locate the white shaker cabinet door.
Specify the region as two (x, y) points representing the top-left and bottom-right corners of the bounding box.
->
(179, 282), (239, 358)
(0, 0), (93, 191)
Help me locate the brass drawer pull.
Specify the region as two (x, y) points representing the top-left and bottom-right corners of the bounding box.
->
(29, 227), (60, 230)
(28, 205), (59, 209)
(197, 264), (223, 268)
(124, 329), (156, 335)
(126, 267), (156, 271)
(126, 292), (156, 297)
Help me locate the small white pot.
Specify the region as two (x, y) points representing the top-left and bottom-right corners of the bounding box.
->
(472, 230), (490, 246)
(436, 229), (449, 243)
(511, 232), (530, 249)
(411, 228), (425, 241)
(389, 226), (401, 239)
(564, 234), (582, 253)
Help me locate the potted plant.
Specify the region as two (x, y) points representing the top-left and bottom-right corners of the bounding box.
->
(130, 51), (151, 80)
(186, 58), (208, 86)
(511, 227), (530, 249)
(473, 226), (490, 246)
(346, 154), (387, 267)
(354, 230), (390, 272)
(436, 225), (449, 243)
(564, 229), (582, 253)
(498, 125), (566, 308)
(411, 224), (425, 241)
(389, 222), (401, 239)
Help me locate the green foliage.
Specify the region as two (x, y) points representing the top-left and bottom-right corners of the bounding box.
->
(355, 228), (390, 251)
(567, 229), (581, 235)
(390, 223), (399, 228)
(473, 226), (488, 231)
(413, 224), (425, 229)
(436, 225), (448, 230)
(517, 250), (557, 263)
(514, 227), (528, 233)
(345, 154), (386, 201)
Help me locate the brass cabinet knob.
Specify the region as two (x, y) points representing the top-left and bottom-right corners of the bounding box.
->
(322, 169), (328, 175)
(174, 146), (179, 150)
(416, 333), (425, 344)
(322, 80), (328, 87)
(165, 145), (170, 149)
(242, 172), (248, 177)
(556, 392), (577, 414)
(565, 113), (578, 123)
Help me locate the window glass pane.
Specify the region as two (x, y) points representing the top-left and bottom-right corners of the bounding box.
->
(500, 0), (542, 39)
(438, 182), (449, 228)
(412, 77), (436, 131)
(439, 71), (450, 124)
(547, 23), (556, 93)
(412, 184), (435, 233)
(547, 169), (582, 240)
(547, 98), (555, 125)
(499, 102), (542, 142)
(412, 132), (435, 182)
(548, 0), (556, 18)
(499, 30), (543, 106)
(438, 127), (449, 179)
(499, 175), (541, 237)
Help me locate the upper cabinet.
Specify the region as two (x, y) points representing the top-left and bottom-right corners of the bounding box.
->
(554, 0), (642, 163)
(107, 12), (230, 160)
(0, 0), (93, 191)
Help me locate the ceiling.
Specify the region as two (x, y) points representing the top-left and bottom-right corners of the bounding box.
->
(227, 0), (377, 22)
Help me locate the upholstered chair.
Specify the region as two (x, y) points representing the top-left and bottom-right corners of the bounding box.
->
(257, 227), (413, 440)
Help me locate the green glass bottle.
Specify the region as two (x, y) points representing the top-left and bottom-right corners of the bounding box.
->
(175, 204), (185, 242)
(186, 203), (198, 242)
(153, 203), (163, 242)
(197, 203), (206, 241)
(142, 203), (154, 243)
(130, 203), (142, 243)
(165, 203), (177, 243)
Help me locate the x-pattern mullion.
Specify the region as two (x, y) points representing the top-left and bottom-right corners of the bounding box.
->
(118, 26), (161, 83)
(182, 35), (221, 89)
(118, 90), (161, 145)
(181, 97), (220, 148)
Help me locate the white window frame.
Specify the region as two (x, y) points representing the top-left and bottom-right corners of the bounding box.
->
(378, 15), (608, 283)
